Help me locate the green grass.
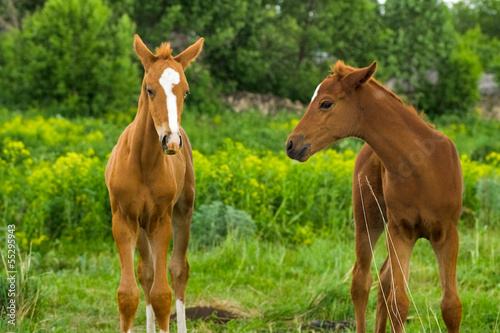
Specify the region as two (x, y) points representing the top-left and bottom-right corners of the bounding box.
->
(2, 223), (499, 332)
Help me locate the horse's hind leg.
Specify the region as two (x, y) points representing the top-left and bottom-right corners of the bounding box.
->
(112, 213), (140, 333)
(137, 229), (155, 333)
(168, 184), (195, 333)
(431, 225), (462, 333)
(385, 225), (416, 333)
(374, 256), (391, 333)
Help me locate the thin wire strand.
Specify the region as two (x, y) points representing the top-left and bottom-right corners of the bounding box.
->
(365, 175), (426, 332)
(357, 173), (394, 330)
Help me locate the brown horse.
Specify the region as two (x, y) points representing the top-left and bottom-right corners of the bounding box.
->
(286, 61), (462, 333)
(105, 34), (203, 333)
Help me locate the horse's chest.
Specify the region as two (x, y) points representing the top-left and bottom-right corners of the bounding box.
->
(108, 157), (185, 222)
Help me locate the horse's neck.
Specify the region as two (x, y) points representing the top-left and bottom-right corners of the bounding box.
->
(130, 94), (162, 167)
(358, 87), (436, 178)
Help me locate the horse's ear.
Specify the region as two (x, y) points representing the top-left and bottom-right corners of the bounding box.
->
(134, 34), (156, 72)
(174, 37), (204, 70)
(342, 61), (377, 89)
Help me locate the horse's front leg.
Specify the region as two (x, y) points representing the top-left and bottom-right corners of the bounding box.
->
(148, 216), (173, 333)
(168, 181), (195, 333)
(351, 224), (384, 333)
(352, 172), (385, 333)
(112, 213), (140, 333)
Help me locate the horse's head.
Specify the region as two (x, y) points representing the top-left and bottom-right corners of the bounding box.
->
(134, 34), (203, 155)
(286, 61), (377, 162)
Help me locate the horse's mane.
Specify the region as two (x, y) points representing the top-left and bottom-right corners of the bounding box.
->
(155, 43), (174, 60)
(331, 61), (434, 127)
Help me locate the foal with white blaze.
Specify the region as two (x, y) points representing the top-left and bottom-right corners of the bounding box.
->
(106, 35), (203, 333)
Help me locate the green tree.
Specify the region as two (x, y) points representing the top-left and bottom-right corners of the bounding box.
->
(219, 0), (383, 102)
(381, 0), (463, 114)
(106, 0), (382, 104)
(0, 0), (138, 117)
(458, 26), (500, 72)
(452, 1), (500, 85)
(105, 0), (239, 113)
(452, 0), (500, 38)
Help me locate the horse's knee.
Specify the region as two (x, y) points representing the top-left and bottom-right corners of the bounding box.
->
(150, 286), (172, 317)
(117, 284), (140, 317)
(441, 296), (462, 332)
(168, 259), (190, 286)
(350, 263), (373, 302)
(389, 292), (410, 321)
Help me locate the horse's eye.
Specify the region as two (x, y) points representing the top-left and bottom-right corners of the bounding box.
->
(184, 90), (189, 98)
(146, 88), (154, 96)
(320, 101), (334, 109)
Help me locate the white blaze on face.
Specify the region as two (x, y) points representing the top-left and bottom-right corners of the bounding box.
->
(311, 83), (322, 103)
(176, 299), (186, 333)
(159, 67), (181, 137)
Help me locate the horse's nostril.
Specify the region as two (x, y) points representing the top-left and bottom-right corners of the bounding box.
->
(286, 140), (294, 152)
(161, 134), (168, 147)
(179, 134), (183, 149)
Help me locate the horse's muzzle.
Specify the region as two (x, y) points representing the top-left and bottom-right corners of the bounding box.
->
(161, 133), (183, 155)
(286, 135), (311, 162)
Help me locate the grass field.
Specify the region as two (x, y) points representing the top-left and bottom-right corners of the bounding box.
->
(1, 108), (500, 332)
(2, 225), (499, 332)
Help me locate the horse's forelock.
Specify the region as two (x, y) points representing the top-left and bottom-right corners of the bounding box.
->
(155, 43), (174, 60)
(331, 60), (357, 78)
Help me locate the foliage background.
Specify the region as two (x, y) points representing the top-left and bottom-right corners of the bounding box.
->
(1, 0), (499, 116)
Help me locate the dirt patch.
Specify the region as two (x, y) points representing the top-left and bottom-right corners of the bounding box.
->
(170, 306), (355, 331)
(170, 306), (239, 324)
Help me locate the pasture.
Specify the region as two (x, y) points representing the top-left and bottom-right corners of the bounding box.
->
(1, 108), (499, 332)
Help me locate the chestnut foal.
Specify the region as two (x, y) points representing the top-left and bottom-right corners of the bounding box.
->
(286, 61), (462, 332)
(106, 35), (203, 333)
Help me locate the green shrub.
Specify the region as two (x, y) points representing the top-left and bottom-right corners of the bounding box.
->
(0, 138), (110, 248)
(0, 0), (138, 117)
(461, 152), (500, 226)
(190, 201), (256, 249)
(25, 152), (109, 242)
(0, 115), (105, 161)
